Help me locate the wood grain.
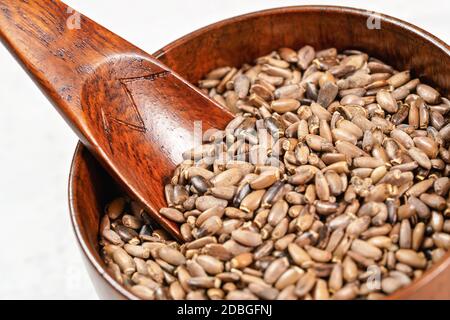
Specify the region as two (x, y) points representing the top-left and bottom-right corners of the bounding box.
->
(0, 0), (233, 240)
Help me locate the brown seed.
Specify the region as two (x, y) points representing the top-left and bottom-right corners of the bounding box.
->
(298, 45), (315, 70)
(106, 197), (126, 219)
(112, 247), (136, 276)
(412, 222), (426, 251)
(315, 171), (330, 201)
(353, 157), (385, 168)
(387, 70), (410, 88)
(350, 239), (383, 260)
(432, 233), (450, 249)
(250, 173), (278, 190)
(240, 190), (266, 213)
(234, 74), (250, 98)
(408, 147), (432, 169)
(333, 283), (358, 300)
(399, 220), (412, 249)
(264, 257), (289, 284)
(295, 271), (316, 297)
(420, 193), (446, 210)
(417, 84), (441, 104)
(395, 249), (427, 269)
(376, 90), (398, 113)
(317, 82), (339, 108)
(130, 285), (155, 300)
(196, 255), (224, 275)
(159, 208), (185, 223)
(102, 229), (124, 246)
(434, 177), (450, 197)
(342, 255), (359, 283)
(158, 246), (186, 266)
(305, 245), (332, 263)
(230, 252), (253, 269)
(397, 203), (416, 220)
(268, 200), (289, 226)
(231, 229), (262, 247)
(248, 282), (279, 300)
(381, 277), (403, 294)
(188, 276), (220, 289)
(271, 99), (300, 113)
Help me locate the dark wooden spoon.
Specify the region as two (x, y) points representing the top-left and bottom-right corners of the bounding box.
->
(0, 0), (233, 240)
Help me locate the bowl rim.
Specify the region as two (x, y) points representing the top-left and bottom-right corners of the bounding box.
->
(69, 5), (450, 300)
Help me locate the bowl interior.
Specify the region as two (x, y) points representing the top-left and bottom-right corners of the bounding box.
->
(69, 6), (450, 299)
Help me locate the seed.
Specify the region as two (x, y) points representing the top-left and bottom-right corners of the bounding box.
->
(295, 271), (316, 297)
(158, 246), (186, 266)
(188, 276), (220, 289)
(417, 84), (441, 104)
(106, 197), (126, 219)
(376, 90), (398, 113)
(408, 147), (432, 169)
(432, 233), (450, 249)
(102, 229), (124, 246)
(305, 245), (332, 263)
(264, 257), (289, 284)
(395, 249), (427, 269)
(113, 247), (136, 276)
(333, 283), (358, 300)
(288, 243), (312, 267)
(248, 282), (279, 300)
(234, 74), (250, 99)
(387, 71), (410, 88)
(196, 255), (224, 275)
(231, 229), (262, 247)
(124, 244), (150, 259)
(420, 193), (446, 210)
(315, 171), (330, 201)
(130, 285), (155, 300)
(196, 195), (228, 211)
(298, 45), (315, 70)
(350, 239), (383, 260)
(381, 277), (403, 294)
(159, 208), (185, 223)
(240, 190), (266, 213)
(412, 222), (426, 251)
(399, 220), (412, 249)
(434, 177), (450, 197)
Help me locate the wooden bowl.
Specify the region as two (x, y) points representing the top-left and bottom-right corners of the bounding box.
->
(69, 6), (450, 300)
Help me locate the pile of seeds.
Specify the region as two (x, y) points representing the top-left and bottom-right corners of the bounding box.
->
(100, 46), (450, 300)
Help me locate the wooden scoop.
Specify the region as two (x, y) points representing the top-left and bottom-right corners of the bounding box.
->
(0, 0), (233, 240)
